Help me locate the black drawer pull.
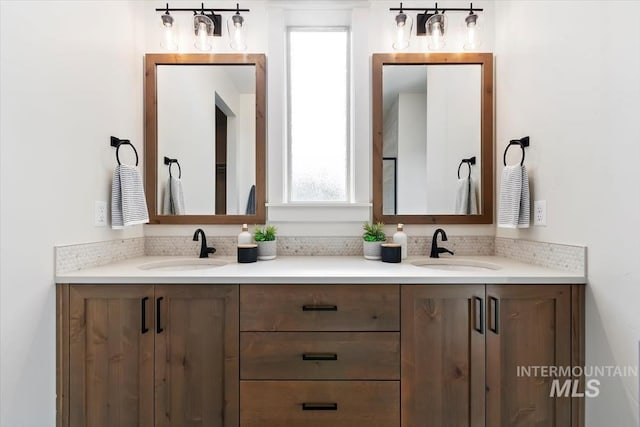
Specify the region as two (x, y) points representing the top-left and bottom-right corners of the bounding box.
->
(302, 353), (338, 361)
(141, 297), (149, 334)
(302, 305), (338, 311)
(472, 296), (484, 334)
(156, 297), (164, 334)
(489, 296), (499, 334)
(302, 403), (338, 411)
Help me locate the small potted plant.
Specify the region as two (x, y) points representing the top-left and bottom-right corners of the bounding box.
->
(362, 222), (386, 260)
(254, 225), (278, 260)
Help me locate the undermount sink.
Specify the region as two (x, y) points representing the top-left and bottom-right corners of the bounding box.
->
(138, 258), (229, 271)
(411, 258), (502, 272)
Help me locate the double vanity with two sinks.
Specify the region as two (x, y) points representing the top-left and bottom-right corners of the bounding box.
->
(55, 251), (586, 427)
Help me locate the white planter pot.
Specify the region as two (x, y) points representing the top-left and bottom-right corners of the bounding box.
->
(257, 240), (277, 260)
(363, 241), (383, 260)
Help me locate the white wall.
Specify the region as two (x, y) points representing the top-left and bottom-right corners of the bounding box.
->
(0, 1), (145, 425)
(425, 65), (481, 213)
(397, 93), (428, 213)
(157, 66), (251, 214)
(494, 1), (640, 424)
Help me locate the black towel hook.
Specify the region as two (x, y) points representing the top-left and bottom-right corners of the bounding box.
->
(503, 136), (530, 166)
(110, 136), (139, 166)
(164, 156), (182, 179)
(458, 156), (476, 179)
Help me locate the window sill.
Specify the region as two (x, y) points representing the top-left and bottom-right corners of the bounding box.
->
(266, 203), (371, 222)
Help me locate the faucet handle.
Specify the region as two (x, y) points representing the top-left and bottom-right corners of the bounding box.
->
(440, 248), (455, 256)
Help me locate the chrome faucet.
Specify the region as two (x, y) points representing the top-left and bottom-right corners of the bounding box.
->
(193, 228), (216, 258)
(430, 228), (454, 258)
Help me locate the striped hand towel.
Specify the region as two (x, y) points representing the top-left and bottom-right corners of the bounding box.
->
(455, 177), (478, 215)
(162, 176), (185, 215)
(498, 165), (530, 228)
(111, 165), (149, 229)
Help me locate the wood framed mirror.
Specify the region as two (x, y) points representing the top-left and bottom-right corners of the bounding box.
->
(144, 53), (266, 224)
(372, 53), (493, 224)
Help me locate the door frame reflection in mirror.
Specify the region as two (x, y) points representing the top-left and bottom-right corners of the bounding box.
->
(372, 53), (494, 224)
(144, 53), (266, 224)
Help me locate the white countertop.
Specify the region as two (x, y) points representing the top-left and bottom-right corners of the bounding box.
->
(56, 255), (586, 285)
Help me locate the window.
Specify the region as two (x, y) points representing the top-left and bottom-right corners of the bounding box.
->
(287, 27), (351, 202)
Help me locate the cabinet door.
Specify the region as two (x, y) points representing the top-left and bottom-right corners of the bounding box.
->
(69, 285), (154, 427)
(401, 285), (485, 427)
(486, 285), (571, 426)
(155, 285), (239, 427)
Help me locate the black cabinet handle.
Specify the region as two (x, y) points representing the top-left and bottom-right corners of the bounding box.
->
(472, 296), (484, 334)
(141, 297), (149, 334)
(302, 305), (337, 311)
(156, 297), (164, 334)
(302, 353), (338, 361)
(489, 296), (499, 334)
(302, 403), (338, 411)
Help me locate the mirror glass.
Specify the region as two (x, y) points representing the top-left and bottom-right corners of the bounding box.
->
(156, 64), (256, 216)
(382, 64), (481, 215)
(145, 54), (265, 224)
(372, 53), (493, 225)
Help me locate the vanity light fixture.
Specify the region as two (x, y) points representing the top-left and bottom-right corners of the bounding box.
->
(194, 12), (215, 51)
(463, 7), (482, 50)
(227, 4), (247, 52)
(426, 9), (447, 50)
(389, 2), (483, 51)
(160, 6), (178, 51)
(155, 3), (251, 52)
(392, 3), (413, 51)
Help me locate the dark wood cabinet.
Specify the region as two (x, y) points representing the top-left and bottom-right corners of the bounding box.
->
(155, 285), (239, 427)
(401, 285), (485, 427)
(67, 285), (155, 427)
(401, 284), (581, 427)
(59, 284), (238, 427)
(486, 285), (572, 427)
(239, 284), (401, 427)
(59, 282), (583, 427)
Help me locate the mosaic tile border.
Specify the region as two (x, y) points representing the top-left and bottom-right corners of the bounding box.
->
(495, 237), (586, 274)
(56, 235), (586, 275)
(55, 237), (145, 274)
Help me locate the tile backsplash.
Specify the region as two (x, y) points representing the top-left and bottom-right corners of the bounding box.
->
(55, 238), (145, 274)
(55, 235), (586, 275)
(495, 237), (586, 275)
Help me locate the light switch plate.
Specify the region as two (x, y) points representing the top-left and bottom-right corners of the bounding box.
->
(94, 201), (107, 226)
(534, 200), (547, 226)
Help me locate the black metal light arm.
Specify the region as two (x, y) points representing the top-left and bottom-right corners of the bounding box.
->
(390, 2), (483, 13)
(155, 2), (249, 14)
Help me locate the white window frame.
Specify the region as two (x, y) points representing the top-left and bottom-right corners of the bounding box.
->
(285, 26), (353, 204)
(266, 7), (371, 223)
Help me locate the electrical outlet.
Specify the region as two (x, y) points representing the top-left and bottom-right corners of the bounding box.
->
(94, 201), (107, 226)
(534, 200), (547, 226)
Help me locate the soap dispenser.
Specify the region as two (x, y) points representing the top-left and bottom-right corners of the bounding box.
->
(393, 224), (408, 260)
(238, 224), (252, 245)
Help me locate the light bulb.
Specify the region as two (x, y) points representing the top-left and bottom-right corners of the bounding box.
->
(160, 13), (178, 51)
(194, 15), (213, 51)
(430, 22), (444, 50)
(228, 14), (247, 51)
(463, 13), (482, 50)
(426, 14), (447, 51)
(392, 11), (412, 51)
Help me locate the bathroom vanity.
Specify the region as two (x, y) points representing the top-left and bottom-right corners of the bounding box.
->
(56, 256), (585, 427)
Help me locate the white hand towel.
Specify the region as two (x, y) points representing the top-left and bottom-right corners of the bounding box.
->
(498, 165), (530, 228)
(162, 176), (185, 215)
(111, 165), (149, 229)
(455, 177), (478, 215)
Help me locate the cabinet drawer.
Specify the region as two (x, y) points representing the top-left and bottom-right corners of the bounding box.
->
(240, 381), (399, 427)
(240, 285), (399, 331)
(241, 332), (399, 380)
